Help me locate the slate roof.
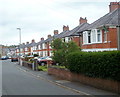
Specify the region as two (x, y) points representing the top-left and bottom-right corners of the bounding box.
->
(65, 23), (90, 37)
(19, 44), (26, 48)
(82, 8), (120, 31)
(43, 37), (53, 43)
(27, 42), (36, 47)
(55, 30), (70, 39)
(35, 40), (45, 46)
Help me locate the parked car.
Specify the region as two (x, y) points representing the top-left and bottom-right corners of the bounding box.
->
(0, 56), (8, 60)
(11, 56), (18, 62)
(37, 56), (53, 65)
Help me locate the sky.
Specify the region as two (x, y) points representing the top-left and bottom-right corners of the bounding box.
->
(0, 0), (117, 46)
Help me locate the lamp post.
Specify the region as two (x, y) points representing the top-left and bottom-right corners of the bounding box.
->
(17, 28), (21, 45)
(17, 28), (21, 65)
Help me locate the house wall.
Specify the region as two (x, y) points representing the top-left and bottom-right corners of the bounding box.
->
(72, 36), (80, 46)
(81, 27), (118, 51)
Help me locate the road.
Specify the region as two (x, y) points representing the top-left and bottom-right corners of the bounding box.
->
(2, 60), (119, 96)
(2, 60), (82, 95)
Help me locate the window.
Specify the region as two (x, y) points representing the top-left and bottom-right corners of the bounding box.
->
(88, 31), (91, 43)
(83, 31), (87, 44)
(25, 47), (28, 51)
(103, 31), (107, 42)
(83, 29), (102, 45)
(97, 30), (101, 42)
(91, 29), (96, 43)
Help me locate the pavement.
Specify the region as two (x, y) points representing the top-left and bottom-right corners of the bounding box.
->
(16, 61), (119, 96)
(2, 59), (120, 96)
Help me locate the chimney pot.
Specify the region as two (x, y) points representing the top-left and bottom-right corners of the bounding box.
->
(31, 39), (35, 43)
(79, 17), (87, 24)
(63, 25), (69, 31)
(54, 30), (59, 35)
(109, 2), (120, 12)
(41, 37), (44, 41)
(26, 42), (29, 44)
(48, 35), (52, 38)
(22, 43), (25, 45)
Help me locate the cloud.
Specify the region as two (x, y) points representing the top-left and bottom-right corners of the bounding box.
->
(0, 0), (111, 45)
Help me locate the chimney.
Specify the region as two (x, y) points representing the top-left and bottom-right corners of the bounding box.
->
(22, 43), (25, 45)
(48, 34), (52, 38)
(79, 17), (87, 24)
(31, 39), (35, 43)
(26, 42), (29, 44)
(41, 37), (44, 41)
(109, 2), (120, 12)
(63, 25), (69, 31)
(54, 30), (59, 35)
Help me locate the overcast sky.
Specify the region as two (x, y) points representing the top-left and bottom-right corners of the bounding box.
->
(0, 0), (116, 46)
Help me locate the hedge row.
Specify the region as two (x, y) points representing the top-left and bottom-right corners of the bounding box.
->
(67, 51), (120, 81)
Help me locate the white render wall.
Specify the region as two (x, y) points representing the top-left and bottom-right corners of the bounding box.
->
(82, 48), (117, 52)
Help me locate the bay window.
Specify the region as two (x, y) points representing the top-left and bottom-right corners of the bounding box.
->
(83, 29), (102, 44)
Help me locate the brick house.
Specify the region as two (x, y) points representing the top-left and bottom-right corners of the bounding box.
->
(27, 39), (36, 55)
(32, 38), (44, 56)
(14, 2), (120, 56)
(41, 30), (59, 57)
(77, 2), (120, 52)
(61, 17), (89, 47)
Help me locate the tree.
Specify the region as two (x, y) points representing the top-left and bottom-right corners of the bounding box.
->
(51, 38), (80, 67)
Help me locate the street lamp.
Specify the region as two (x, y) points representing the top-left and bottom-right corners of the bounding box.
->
(17, 28), (21, 45)
(17, 28), (21, 65)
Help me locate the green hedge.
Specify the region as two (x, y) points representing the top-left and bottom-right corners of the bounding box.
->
(67, 51), (120, 81)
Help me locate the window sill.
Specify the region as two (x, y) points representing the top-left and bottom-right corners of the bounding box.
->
(83, 42), (102, 45)
(103, 41), (107, 43)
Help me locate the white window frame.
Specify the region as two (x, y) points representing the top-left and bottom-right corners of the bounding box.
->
(87, 31), (91, 44)
(97, 29), (102, 43)
(83, 29), (102, 45)
(91, 29), (97, 43)
(83, 31), (87, 44)
(103, 30), (107, 43)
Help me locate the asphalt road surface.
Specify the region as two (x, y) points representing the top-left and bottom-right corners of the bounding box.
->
(2, 60), (119, 97)
(2, 60), (85, 95)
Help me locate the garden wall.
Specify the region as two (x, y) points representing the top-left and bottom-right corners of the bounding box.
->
(48, 67), (120, 94)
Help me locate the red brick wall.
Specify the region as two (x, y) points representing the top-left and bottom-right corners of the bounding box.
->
(48, 67), (120, 93)
(109, 2), (120, 12)
(108, 28), (117, 48)
(81, 28), (117, 50)
(72, 37), (80, 46)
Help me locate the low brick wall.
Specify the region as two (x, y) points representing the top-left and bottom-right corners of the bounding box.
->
(48, 66), (120, 94)
(22, 61), (32, 69)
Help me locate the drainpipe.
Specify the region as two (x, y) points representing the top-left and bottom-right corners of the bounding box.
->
(117, 26), (120, 50)
(79, 32), (82, 49)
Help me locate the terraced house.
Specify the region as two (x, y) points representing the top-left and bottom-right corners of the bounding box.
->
(14, 2), (120, 57)
(77, 2), (120, 52)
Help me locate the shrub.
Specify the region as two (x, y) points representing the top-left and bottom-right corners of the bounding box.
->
(67, 51), (120, 81)
(51, 39), (80, 67)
